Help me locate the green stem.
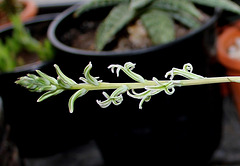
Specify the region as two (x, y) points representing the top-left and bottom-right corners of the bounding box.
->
(179, 76), (240, 86)
(71, 81), (156, 90)
(70, 76), (240, 91)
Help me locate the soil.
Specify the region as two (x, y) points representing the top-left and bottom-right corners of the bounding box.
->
(0, 10), (9, 25)
(16, 51), (40, 67)
(61, 9), (210, 51)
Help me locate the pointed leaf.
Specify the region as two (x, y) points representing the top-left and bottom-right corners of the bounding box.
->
(140, 10), (175, 45)
(170, 11), (201, 29)
(96, 3), (136, 50)
(187, 0), (240, 14)
(74, 0), (129, 17)
(130, 0), (153, 9)
(150, 0), (202, 20)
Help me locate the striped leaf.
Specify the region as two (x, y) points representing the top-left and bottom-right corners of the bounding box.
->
(169, 11), (201, 29)
(130, 0), (153, 9)
(96, 3), (136, 50)
(74, 0), (129, 17)
(187, 0), (240, 14)
(149, 0), (202, 20)
(140, 9), (175, 45)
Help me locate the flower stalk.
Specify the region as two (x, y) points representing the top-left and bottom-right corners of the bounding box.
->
(15, 62), (240, 112)
(69, 77), (238, 90)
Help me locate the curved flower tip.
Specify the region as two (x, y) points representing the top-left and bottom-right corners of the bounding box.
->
(81, 62), (101, 86)
(108, 62), (145, 83)
(96, 85), (128, 108)
(68, 88), (88, 113)
(165, 63), (204, 80)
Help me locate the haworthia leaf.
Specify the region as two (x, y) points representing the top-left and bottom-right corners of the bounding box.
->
(187, 0), (240, 14)
(140, 9), (175, 45)
(37, 89), (64, 102)
(130, 0), (153, 10)
(169, 11), (201, 29)
(149, 0), (202, 20)
(96, 3), (136, 51)
(74, 0), (129, 17)
(68, 89), (88, 113)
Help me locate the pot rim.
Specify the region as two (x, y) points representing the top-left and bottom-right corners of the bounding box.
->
(20, 0), (38, 21)
(48, 3), (222, 57)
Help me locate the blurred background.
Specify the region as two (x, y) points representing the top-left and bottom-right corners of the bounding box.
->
(2, 0), (240, 166)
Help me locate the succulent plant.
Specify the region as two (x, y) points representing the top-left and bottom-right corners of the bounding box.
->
(74, 0), (240, 51)
(0, 15), (54, 72)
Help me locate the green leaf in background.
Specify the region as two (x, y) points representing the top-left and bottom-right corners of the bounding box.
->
(95, 3), (136, 50)
(130, 0), (153, 10)
(74, 0), (240, 51)
(149, 0), (203, 20)
(187, 0), (240, 14)
(0, 41), (16, 72)
(74, 0), (129, 17)
(0, 15), (54, 72)
(169, 11), (201, 29)
(140, 9), (175, 45)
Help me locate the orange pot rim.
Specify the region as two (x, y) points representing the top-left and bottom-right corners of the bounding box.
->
(217, 21), (240, 73)
(20, 0), (38, 21)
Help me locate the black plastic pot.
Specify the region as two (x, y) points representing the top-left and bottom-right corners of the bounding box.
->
(48, 4), (223, 165)
(0, 13), (96, 158)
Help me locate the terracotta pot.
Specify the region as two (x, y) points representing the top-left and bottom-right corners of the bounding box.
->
(217, 20), (240, 115)
(0, 0), (38, 29)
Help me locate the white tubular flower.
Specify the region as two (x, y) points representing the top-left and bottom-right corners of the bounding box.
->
(108, 62), (145, 83)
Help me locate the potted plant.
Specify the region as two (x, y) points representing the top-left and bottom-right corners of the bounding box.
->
(0, 13), (93, 159)
(0, 0), (38, 29)
(46, 0), (240, 165)
(46, 0), (240, 84)
(217, 19), (240, 116)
